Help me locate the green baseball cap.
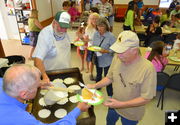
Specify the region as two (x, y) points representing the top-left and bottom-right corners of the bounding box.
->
(54, 11), (71, 28)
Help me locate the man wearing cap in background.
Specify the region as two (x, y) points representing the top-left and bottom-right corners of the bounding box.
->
(33, 11), (71, 84)
(87, 31), (157, 125)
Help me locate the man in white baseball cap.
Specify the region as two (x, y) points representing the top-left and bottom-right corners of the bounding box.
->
(33, 11), (72, 84)
(87, 31), (157, 125)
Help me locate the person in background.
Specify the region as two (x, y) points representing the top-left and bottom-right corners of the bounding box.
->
(173, 33), (180, 51)
(170, 5), (180, 24)
(92, 0), (101, 7)
(85, 0), (91, 11)
(0, 64), (90, 125)
(87, 31), (156, 125)
(123, 1), (135, 31)
(75, 22), (88, 72)
(160, 9), (171, 26)
(85, 13), (100, 80)
(92, 17), (116, 96)
(68, 1), (81, 22)
(152, 8), (162, 17)
(108, 0), (115, 32)
(32, 11), (71, 84)
(144, 16), (162, 47)
(89, 6), (99, 14)
(28, 9), (43, 60)
(137, 0), (144, 20)
(173, 13), (180, 28)
(145, 41), (168, 72)
(169, 0), (180, 11)
(62, 0), (71, 11)
(142, 7), (154, 26)
(97, 0), (113, 19)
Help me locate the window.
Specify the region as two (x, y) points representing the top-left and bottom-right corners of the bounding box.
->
(159, 0), (172, 8)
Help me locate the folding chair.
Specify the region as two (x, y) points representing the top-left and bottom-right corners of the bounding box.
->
(157, 73), (180, 110)
(156, 72), (170, 110)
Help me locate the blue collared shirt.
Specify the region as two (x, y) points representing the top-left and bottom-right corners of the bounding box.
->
(0, 80), (81, 125)
(92, 31), (116, 67)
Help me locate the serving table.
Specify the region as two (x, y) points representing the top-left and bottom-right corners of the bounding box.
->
(31, 68), (96, 125)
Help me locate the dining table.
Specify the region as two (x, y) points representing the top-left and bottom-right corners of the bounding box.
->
(140, 47), (180, 67)
(135, 26), (180, 34)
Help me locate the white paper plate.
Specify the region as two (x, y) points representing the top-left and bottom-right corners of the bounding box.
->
(87, 46), (102, 52)
(54, 109), (67, 118)
(77, 89), (104, 106)
(38, 109), (51, 118)
(169, 56), (180, 62)
(73, 41), (84, 46)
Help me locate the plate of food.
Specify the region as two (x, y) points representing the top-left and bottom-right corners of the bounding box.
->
(73, 41), (84, 47)
(87, 46), (102, 52)
(76, 88), (104, 106)
(169, 56), (180, 62)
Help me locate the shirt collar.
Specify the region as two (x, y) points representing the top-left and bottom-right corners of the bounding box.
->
(53, 32), (66, 41)
(1, 91), (27, 110)
(97, 31), (109, 38)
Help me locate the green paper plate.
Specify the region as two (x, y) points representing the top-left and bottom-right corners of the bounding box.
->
(76, 89), (104, 106)
(169, 56), (180, 62)
(73, 41), (84, 47)
(87, 46), (102, 52)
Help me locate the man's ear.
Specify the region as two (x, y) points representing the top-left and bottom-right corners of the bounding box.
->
(19, 90), (28, 100)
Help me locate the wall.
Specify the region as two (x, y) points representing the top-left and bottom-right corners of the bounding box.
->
(0, 0), (19, 40)
(114, 0), (159, 5)
(36, 0), (52, 22)
(36, 0), (64, 22)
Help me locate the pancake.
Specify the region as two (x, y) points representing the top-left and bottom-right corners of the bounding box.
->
(64, 77), (75, 85)
(38, 109), (51, 118)
(68, 85), (81, 90)
(39, 97), (47, 106)
(82, 88), (93, 100)
(57, 98), (68, 105)
(69, 95), (78, 103)
(54, 109), (67, 118)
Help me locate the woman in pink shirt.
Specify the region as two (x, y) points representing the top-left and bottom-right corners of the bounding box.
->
(145, 41), (168, 72)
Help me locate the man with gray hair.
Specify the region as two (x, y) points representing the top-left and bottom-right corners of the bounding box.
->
(88, 31), (157, 125)
(0, 64), (90, 125)
(33, 11), (71, 85)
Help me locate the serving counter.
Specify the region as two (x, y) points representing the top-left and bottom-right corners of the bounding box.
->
(31, 68), (96, 125)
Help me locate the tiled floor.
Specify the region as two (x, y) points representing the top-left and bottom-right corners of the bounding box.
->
(1, 22), (180, 125)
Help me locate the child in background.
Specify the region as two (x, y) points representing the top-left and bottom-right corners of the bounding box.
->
(145, 41), (168, 72)
(173, 33), (180, 51)
(28, 9), (43, 59)
(75, 22), (88, 72)
(68, 1), (81, 22)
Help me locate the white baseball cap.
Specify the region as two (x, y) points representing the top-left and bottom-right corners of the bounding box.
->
(110, 31), (139, 53)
